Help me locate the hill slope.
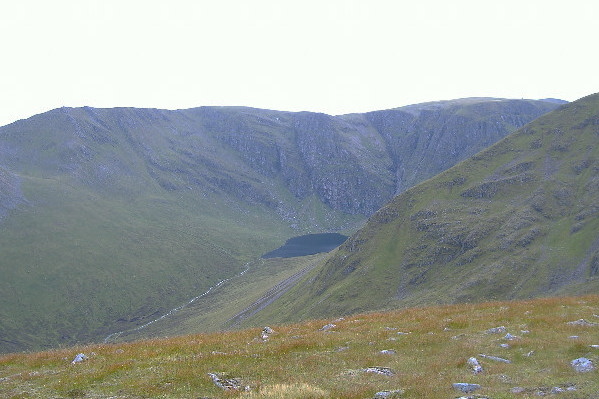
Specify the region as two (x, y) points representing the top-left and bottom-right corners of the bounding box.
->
(239, 93), (599, 326)
(0, 99), (559, 352)
(1, 295), (598, 398)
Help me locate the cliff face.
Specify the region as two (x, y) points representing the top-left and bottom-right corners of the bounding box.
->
(1, 98), (557, 221)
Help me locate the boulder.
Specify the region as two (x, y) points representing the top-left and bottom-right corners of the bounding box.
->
(71, 353), (87, 364)
(452, 383), (481, 393)
(363, 367), (396, 376)
(467, 357), (483, 374)
(207, 372), (250, 391)
(373, 389), (404, 398)
(571, 357), (594, 373)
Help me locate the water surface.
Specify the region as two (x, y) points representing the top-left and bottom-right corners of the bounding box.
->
(262, 233), (348, 258)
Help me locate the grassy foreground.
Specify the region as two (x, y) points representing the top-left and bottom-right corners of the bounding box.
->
(1, 295), (598, 398)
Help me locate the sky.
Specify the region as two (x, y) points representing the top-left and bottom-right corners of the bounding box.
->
(1, 0), (598, 127)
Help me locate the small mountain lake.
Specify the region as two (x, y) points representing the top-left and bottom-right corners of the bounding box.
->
(261, 233), (348, 259)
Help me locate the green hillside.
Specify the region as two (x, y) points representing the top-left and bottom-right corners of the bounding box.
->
(0, 99), (559, 352)
(238, 93), (599, 326)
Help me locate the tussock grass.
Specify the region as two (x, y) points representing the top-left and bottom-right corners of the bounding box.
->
(1, 295), (597, 398)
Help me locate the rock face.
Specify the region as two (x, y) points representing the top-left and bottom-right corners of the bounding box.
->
(0, 99), (559, 219)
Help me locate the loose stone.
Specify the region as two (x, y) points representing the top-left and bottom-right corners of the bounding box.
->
(71, 353), (87, 364)
(479, 354), (511, 363)
(363, 367), (396, 376)
(571, 357), (594, 373)
(373, 389), (404, 398)
(452, 382), (481, 393)
(467, 357), (483, 374)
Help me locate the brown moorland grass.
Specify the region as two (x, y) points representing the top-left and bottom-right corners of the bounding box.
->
(1, 295), (598, 398)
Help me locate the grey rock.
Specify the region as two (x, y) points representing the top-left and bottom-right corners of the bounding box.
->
(373, 389), (404, 398)
(571, 357), (594, 373)
(364, 367), (396, 376)
(262, 326), (274, 334)
(379, 349), (397, 355)
(479, 354), (511, 363)
(319, 323), (336, 331)
(452, 382), (481, 393)
(207, 372), (250, 391)
(486, 326), (506, 334)
(567, 319), (599, 326)
(467, 357), (483, 374)
(71, 353), (87, 364)
(503, 333), (518, 340)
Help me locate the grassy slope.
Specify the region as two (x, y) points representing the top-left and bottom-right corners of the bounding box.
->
(0, 175), (294, 352)
(106, 254), (329, 343)
(241, 93), (599, 326)
(1, 295), (597, 398)
(0, 107), (306, 352)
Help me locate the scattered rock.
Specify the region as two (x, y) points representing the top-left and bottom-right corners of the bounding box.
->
(71, 353), (87, 364)
(571, 357), (594, 373)
(373, 389), (404, 398)
(486, 326), (506, 334)
(566, 319), (599, 327)
(524, 350), (535, 357)
(363, 367), (396, 376)
(319, 323), (336, 331)
(261, 326), (275, 340)
(452, 382), (481, 393)
(499, 343), (510, 348)
(568, 335), (579, 339)
(590, 344), (599, 349)
(379, 349), (397, 355)
(207, 372), (250, 391)
(512, 384), (577, 395)
(503, 333), (518, 340)
(479, 354), (511, 363)
(262, 326), (274, 335)
(467, 357), (483, 374)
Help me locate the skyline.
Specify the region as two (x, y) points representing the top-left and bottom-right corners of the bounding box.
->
(1, 0), (598, 127)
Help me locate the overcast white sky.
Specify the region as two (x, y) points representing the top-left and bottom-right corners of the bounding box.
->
(1, 0), (597, 126)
